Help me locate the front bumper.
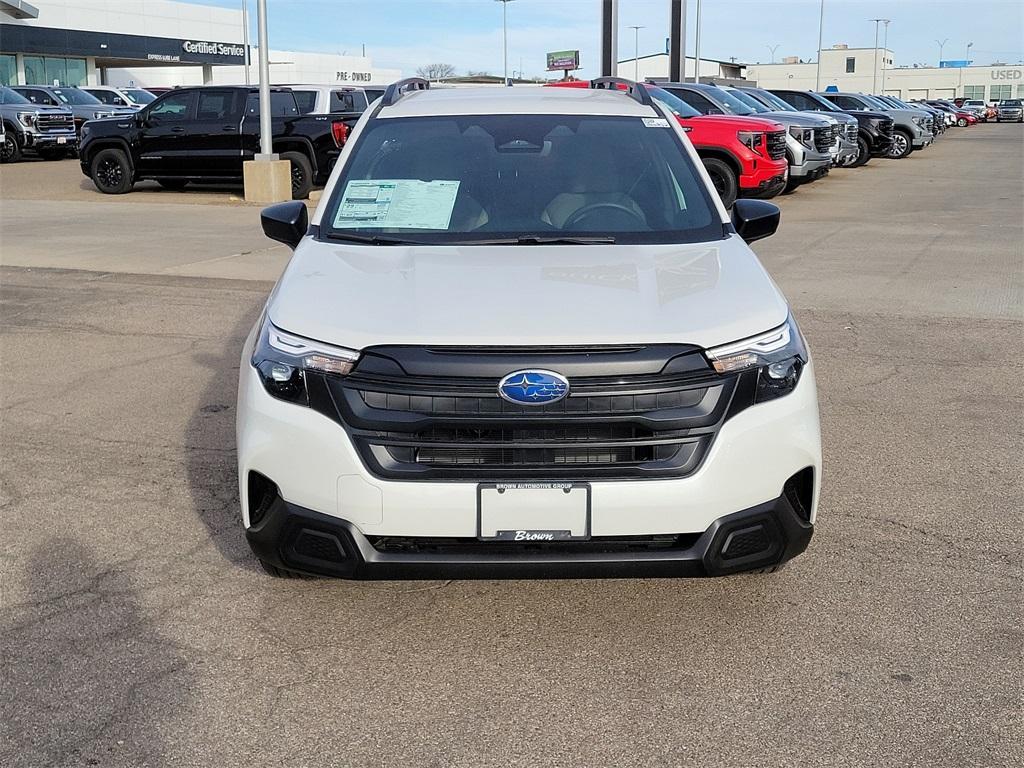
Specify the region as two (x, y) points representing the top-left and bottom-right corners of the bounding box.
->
(789, 155), (830, 181)
(833, 137), (859, 166)
(237, 344), (822, 578)
(911, 126), (933, 149)
(23, 131), (77, 149)
(246, 487), (814, 579)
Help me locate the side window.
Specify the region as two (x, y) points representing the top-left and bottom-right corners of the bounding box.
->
(329, 91), (364, 113)
(845, 57), (856, 73)
(788, 93), (816, 111)
(149, 91), (193, 121)
(292, 91), (317, 114)
(832, 95), (858, 110)
(673, 90), (714, 114)
(196, 90), (235, 120)
(93, 90), (117, 105)
(247, 92), (299, 116)
(22, 89), (56, 106)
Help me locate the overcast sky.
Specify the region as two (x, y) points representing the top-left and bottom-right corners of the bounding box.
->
(198, 0), (1024, 77)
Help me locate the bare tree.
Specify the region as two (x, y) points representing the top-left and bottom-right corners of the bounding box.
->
(416, 63), (456, 81)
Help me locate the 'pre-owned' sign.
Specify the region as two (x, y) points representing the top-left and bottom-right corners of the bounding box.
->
(182, 40), (246, 58)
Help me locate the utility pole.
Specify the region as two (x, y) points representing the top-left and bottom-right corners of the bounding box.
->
(244, 0), (290, 202)
(495, 0), (515, 86)
(936, 37), (948, 66)
(815, 0), (825, 90)
(767, 44), (780, 64)
(600, 0), (619, 77)
(241, 0), (250, 85)
(628, 25), (644, 80)
(966, 41), (973, 64)
(693, 0), (702, 83)
(870, 18), (888, 93)
(257, 0), (272, 156)
(880, 19), (890, 92)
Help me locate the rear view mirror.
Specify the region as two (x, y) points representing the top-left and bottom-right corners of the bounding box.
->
(261, 201), (308, 249)
(731, 199), (780, 243)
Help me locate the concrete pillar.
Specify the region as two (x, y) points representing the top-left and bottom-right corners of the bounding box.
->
(202, 64), (214, 84)
(15, 53), (26, 85)
(86, 57), (99, 85)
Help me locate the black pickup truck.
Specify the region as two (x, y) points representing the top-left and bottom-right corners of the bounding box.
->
(79, 86), (355, 198)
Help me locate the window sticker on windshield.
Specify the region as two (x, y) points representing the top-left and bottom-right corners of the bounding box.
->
(642, 117), (671, 128)
(333, 179), (461, 230)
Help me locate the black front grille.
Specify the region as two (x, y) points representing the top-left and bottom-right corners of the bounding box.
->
(813, 126), (833, 153)
(766, 130), (786, 160)
(308, 345), (753, 481)
(36, 113), (75, 132)
(844, 123), (858, 142)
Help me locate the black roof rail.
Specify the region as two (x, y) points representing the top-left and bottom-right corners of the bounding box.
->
(381, 77), (430, 107)
(589, 76), (654, 106)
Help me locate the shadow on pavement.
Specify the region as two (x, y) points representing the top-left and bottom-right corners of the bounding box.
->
(0, 539), (193, 768)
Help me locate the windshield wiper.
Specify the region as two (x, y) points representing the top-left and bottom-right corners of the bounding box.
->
(446, 236), (617, 245)
(321, 231), (430, 245)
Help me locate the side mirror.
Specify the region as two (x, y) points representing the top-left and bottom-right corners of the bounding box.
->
(261, 201), (308, 249)
(731, 199), (780, 243)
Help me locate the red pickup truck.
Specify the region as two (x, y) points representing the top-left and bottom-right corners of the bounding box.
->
(546, 80), (788, 207)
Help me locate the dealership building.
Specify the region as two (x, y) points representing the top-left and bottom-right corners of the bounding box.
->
(0, 0), (400, 90)
(745, 45), (1024, 102)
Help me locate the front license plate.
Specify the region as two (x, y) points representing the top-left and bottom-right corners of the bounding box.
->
(477, 483), (590, 541)
(57, 137), (67, 144)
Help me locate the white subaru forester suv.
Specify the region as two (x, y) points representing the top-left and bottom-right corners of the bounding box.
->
(237, 77), (821, 579)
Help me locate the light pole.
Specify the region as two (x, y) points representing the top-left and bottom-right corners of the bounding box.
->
(880, 19), (890, 93)
(966, 41), (973, 65)
(495, 0), (515, 86)
(693, 0), (702, 83)
(870, 18), (889, 93)
(814, 0), (825, 90)
(628, 25), (644, 80)
(241, 0), (251, 85)
(767, 44), (780, 64)
(936, 37), (948, 66)
(257, 0), (272, 156)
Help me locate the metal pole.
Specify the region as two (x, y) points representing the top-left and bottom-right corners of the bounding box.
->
(668, 0), (687, 83)
(628, 26), (644, 81)
(600, 0), (618, 78)
(936, 38), (948, 66)
(693, 0), (702, 83)
(241, 0), (250, 85)
(815, 0), (825, 90)
(870, 18), (881, 93)
(256, 0), (272, 157)
(880, 20), (890, 92)
(502, 0), (508, 85)
(768, 44), (779, 64)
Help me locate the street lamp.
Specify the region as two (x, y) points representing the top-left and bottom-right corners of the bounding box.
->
(936, 37), (949, 66)
(628, 25), (645, 80)
(814, 0), (825, 90)
(966, 41), (973, 64)
(767, 44), (780, 64)
(495, 0), (515, 86)
(880, 19), (890, 93)
(693, 0), (702, 83)
(870, 18), (889, 93)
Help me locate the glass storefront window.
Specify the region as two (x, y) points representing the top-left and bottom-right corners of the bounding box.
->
(963, 85), (985, 100)
(990, 84), (1012, 101)
(44, 57), (67, 86)
(65, 58), (86, 86)
(23, 56), (44, 84)
(0, 54), (15, 86)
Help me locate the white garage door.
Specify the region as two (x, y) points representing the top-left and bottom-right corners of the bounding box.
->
(908, 89), (929, 100)
(933, 88), (955, 98)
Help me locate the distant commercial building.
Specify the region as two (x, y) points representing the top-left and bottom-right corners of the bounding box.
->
(616, 53), (745, 83)
(0, 0), (399, 89)
(747, 45), (1024, 102)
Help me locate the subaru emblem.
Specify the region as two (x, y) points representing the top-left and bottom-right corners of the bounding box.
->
(498, 370), (570, 406)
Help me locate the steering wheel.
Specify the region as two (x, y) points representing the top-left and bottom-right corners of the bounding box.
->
(562, 202), (646, 230)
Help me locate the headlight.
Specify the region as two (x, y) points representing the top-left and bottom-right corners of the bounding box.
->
(705, 314), (808, 403)
(17, 111), (36, 127)
(251, 314), (360, 404)
(93, 111), (107, 119)
(788, 126), (814, 147)
(911, 116), (923, 125)
(737, 130), (764, 155)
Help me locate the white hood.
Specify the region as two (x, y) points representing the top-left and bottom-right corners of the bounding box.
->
(267, 234), (789, 351)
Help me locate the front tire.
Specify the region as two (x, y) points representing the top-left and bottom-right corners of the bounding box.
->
(700, 157), (737, 208)
(280, 150), (313, 200)
(957, 118), (968, 127)
(1, 130), (22, 163)
(90, 148), (133, 194)
(850, 136), (871, 167)
(888, 129), (913, 159)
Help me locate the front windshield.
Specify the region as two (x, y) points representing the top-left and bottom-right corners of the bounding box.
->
(52, 88), (102, 105)
(1001, 99), (1022, 107)
(705, 86), (755, 115)
(752, 89), (797, 111)
(0, 86), (31, 105)
(646, 86), (701, 118)
(860, 95), (891, 111)
(723, 88), (772, 113)
(322, 113), (721, 245)
(125, 89), (155, 104)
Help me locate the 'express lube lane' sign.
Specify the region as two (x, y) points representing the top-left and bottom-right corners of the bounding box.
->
(182, 40), (246, 58)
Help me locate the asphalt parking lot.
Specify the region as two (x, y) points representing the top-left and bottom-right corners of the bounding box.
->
(1, 125), (1021, 767)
